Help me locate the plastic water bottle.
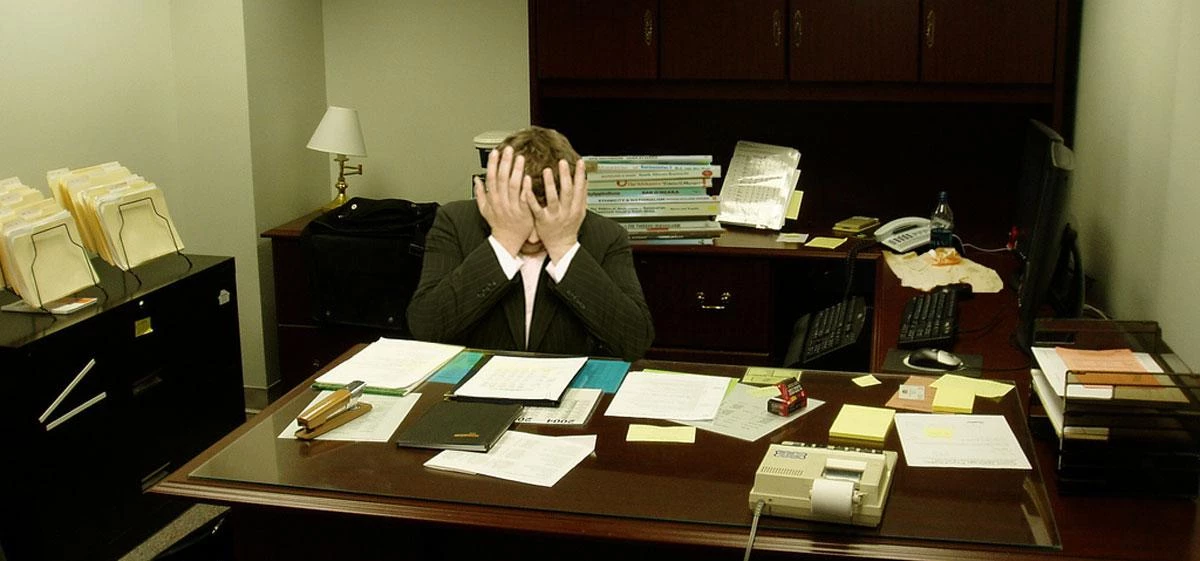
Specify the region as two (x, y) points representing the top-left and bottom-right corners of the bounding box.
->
(930, 191), (954, 248)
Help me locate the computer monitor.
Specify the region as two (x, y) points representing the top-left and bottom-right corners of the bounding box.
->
(1011, 119), (1083, 351)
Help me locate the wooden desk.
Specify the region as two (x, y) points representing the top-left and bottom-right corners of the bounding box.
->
(153, 344), (1199, 561)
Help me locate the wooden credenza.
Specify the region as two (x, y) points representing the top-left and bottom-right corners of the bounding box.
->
(264, 213), (884, 390)
(0, 254), (245, 561)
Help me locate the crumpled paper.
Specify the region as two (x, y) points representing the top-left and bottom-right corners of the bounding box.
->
(883, 248), (1003, 293)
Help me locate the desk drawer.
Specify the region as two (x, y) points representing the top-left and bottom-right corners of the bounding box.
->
(635, 255), (772, 353)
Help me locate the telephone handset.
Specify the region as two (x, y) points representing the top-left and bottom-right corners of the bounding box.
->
(875, 217), (931, 253)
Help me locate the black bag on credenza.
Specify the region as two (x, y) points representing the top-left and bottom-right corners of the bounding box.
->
(300, 197), (439, 333)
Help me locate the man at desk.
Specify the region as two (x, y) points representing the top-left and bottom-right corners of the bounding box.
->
(407, 127), (654, 361)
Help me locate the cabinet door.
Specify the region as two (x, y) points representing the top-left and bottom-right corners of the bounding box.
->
(921, 0), (1058, 84)
(660, 0), (787, 80)
(790, 0), (919, 82)
(534, 0), (658, 79)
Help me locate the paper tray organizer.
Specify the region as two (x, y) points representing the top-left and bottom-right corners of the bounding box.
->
(1032, 319), (1200, 497)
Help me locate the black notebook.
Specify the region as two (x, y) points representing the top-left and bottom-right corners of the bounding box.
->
(394, 400), (522, 452)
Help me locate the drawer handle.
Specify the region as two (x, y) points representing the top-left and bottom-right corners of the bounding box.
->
(141, 462), (172, 492)
(39, 357), (96, 424)
(44, 392), (107, 432)
(696, 291), (732, 311)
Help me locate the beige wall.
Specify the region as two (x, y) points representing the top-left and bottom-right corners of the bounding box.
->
(243, 0), (327, 392)
(321, 0), (530, 204)
(1072, 0), (1200, 367)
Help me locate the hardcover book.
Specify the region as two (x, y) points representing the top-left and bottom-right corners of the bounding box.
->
(394, 400), (522, 452)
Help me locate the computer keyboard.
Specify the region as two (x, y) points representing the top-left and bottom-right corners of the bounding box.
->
(793, 296), (868, 364)
(897, 286), (961, 349)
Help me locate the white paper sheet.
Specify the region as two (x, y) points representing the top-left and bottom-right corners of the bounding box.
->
(516, 388), (601, 425)
(314, 338), (464, 391)
(894, 413), (1032, 469)
(423, 431), (596, 487)
(604, 371), (733, 421)
(454, 355), (587, 402)
(278, 392), (421, 442)
(677, 382), (824, 441)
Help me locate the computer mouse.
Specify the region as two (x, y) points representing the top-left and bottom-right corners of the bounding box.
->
(904, 348), (963, 371)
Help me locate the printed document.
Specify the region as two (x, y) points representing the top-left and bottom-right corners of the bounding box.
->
(454, 355), (587, 402)
(716, 141), (801, 231)
(314, 338), (464, 393)
(424, 431), (595, 487)
(278, 391), (421, 442)
(604, 371), (734, 421)
(516, 388), (601, 425)
(894, 414), (1032, 469)
(677, 382), (824, 442)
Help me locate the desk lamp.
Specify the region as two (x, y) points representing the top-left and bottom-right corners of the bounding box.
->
(307, 106), (367, 209)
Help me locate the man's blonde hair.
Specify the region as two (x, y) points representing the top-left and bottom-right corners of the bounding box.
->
(498, 126), (581, 202)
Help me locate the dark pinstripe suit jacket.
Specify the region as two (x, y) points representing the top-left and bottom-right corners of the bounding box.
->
(407, 200), (654, 361)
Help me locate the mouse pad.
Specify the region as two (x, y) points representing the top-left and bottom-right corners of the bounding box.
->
(882, 348), (983, 377)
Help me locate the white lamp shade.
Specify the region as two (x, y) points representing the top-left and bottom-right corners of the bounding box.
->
(306, 106), (367, 157)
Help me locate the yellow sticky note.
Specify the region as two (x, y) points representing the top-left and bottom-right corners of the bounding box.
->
(806, 236), (846, 249)
(786, 190), (805, 219)
(853, 374), (881, 387)
(931, 374), (1013, 399)
(743, 367), (801, 386)
(829, 404), (895, 442)
(932, 386), (976, 413)
(626, 424), (696, 443)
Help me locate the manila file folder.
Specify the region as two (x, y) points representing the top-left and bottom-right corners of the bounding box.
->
(3, 213), (98, 307)
(97, 186), (184, 269)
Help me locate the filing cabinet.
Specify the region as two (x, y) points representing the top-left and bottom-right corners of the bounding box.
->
(0, 254), (244, 561)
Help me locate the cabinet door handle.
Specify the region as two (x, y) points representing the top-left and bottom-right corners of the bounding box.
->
(772, 10), (783, 47)
(925, 9), (936, 49)
(793, 10), (802, 48)
(44, 392), (107, 432)
(38, 357), (96, 424)
(696, 291), (732, 311)
(140, 462), (172, 492)
(643, 9), (654, 46)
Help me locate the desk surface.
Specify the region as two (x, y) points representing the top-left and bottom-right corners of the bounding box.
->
(153, 348), (1199, 561)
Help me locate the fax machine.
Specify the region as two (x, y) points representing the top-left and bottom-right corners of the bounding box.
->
(748, 442), (898, 527)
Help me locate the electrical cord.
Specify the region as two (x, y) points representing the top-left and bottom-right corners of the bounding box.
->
(954, 234), (1011, 254)
(744, 499), (766, 561)
(842, 237), (877, 303)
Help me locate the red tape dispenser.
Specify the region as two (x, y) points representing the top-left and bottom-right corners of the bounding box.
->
(295, 380), (372, 440)
(767, 377), (807, 416)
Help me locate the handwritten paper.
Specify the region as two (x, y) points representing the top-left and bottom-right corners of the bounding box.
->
(423, 431), (595, 487)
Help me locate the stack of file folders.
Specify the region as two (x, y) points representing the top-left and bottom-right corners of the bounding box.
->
(583, 154), (724, 245)
(0, 176), (98, 308)
(47, 161), (184, 271)
(1029, 319), (1200, 497)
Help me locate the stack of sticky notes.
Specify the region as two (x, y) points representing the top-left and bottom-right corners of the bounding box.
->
(928, 374), (1014, 414)
(829, 404), (896, 443)
(47, 162), (184, 270)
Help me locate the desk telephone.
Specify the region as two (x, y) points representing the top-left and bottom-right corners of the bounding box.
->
(875, 217), (931, 253)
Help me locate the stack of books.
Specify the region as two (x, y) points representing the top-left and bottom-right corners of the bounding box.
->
(47, 161), (184, 271)
(583, 155), (724, 244)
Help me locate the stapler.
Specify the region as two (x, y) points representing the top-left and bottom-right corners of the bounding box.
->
(295, 380), (372, 440)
